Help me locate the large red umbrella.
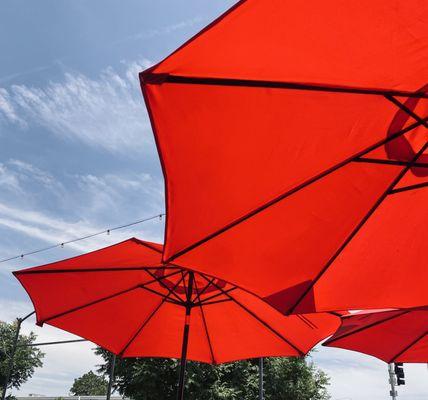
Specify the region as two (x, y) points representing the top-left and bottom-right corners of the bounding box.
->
(323, 308), (428, 363)
(140, 0), (428, 315)
(13, 238), (339, 400)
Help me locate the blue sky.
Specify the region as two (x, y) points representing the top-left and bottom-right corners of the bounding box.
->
(0, 1), (427, 398)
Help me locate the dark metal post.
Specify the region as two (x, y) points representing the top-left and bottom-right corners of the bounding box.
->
(106, 353), (116, 400)
(388, 363), (397, 400)
(259, 357), (264, 400)
(1, 319), (22, 400)
(176, 272), (194, 400)
(1, 312), (34, 400)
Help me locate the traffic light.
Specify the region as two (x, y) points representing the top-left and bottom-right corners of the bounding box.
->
(394, 363), (405, 386)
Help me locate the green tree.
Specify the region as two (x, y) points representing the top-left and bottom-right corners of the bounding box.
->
(70, 371), (108, 396)
(0, 320), (44, 395)
(96, 348), (329, 400)
(264, 357), (330, 400)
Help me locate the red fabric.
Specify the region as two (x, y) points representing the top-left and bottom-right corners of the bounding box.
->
(14, 239), (339, 363)
(324, 308), (428, 363)
(140, 0), (428, 314)
(151, 0), (427, 91)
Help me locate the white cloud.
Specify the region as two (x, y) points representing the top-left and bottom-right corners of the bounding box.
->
(313, 346), (428, 400)
(0, 164), (22, 192)
(0, 159), (164, 273)
(0, 200), (163, 267)
(7, 159), (59, 189)
(116, 17), (205, 44)
(0, 202), (107, 254)
(74, 171), (162, 214)
(1, 60), (155, 154)
(0, 160), (62, 197)
(0, 88), (25, 126)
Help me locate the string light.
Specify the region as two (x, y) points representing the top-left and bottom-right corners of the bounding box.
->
(0, 212), (165, 264)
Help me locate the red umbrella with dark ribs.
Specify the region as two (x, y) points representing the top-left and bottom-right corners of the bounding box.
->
(324, 308), (428, 363)
(14, 238), (339, 400)
(140, 0), (428, 315)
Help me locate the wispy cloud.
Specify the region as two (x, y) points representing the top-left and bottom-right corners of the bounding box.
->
(0, 158), (164, 271)
(73, 171), (163, 215)
(0, 202), (108, 253)
(0, 64), (53, 85)
(9, 159), (58, 187)
(0, 88), (25, 126)
(0, 163), (22, 192)
(1, 60), (154, 153)
(115, 17), (205, 44)
(0, 159), (64, 201)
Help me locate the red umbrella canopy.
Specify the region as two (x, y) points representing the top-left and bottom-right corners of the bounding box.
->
(323, 308), (428, 363)
(140, 0), (428, 314)
(13, 238), (339, 364)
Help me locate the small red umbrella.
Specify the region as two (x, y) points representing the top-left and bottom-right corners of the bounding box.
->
(13, 238), (339, 400)
(140, 0), (428, 315)
(323, 308), (428, 363)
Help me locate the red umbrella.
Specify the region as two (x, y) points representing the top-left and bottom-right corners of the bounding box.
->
(323, 308), (428, 363)
(140, 0), (428, 315)
(13, 238), (339, 400)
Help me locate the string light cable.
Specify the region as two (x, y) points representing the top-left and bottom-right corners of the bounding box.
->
(0, 212), (165, 264)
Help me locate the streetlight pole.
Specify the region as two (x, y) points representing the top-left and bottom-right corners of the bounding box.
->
(388, 363), (397, 400)
(1, 312), (34, 400)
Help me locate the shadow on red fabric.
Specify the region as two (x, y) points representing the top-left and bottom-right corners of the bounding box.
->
(385, 84), (428, 176)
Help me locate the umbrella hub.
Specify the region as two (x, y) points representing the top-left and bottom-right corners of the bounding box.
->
(151, 267), (235, 308)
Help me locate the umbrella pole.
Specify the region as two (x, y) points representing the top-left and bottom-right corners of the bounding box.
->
(176, 272), (194, 400)
(106, 353), (116, 400)
(259, 357), (264, 400)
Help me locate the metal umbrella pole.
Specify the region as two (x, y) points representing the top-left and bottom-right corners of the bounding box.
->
(1, 311), (34, 400)
(106, 353), (117, 400)
(176, 272), (194, 400)
(259, 357), (264, 400)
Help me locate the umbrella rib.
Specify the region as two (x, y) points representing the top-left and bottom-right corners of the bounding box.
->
(384, 95), (428, 128)
(191, 276), (215, 303)
(131, 239), (164, 253)
(297, 314), (317, 330)
(165, 116), (428, 264)
(40, 284), (142, 325)
(193, 279), (216, 364)
(354, 158), (428, 168)
(196, 298), (233, 307)
(289, 141), (428, 314)
(389, 329), (428, 363)
(196, 287), (237, 306)
(15, 266), (180, 275)
(145, 74), (428, 99)
(145, 269), (185, 303)
(40, 270), (183, 324)
(118, 271), (188, 357)
(138, 286), (182, 306)
(199, 273), (305, 356)
(324, 310), (410, 345)
(389, 181), (428, 195)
